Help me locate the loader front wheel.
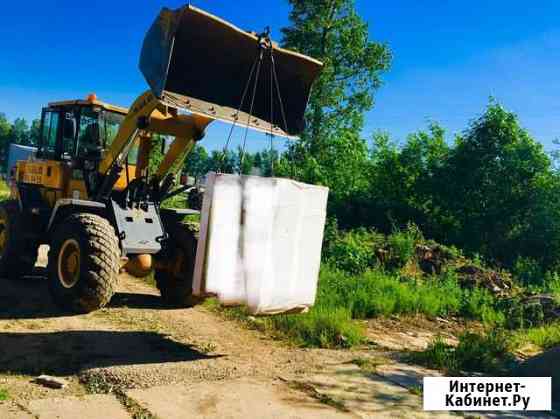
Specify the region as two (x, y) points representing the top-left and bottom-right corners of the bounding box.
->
(0, 200), (38, 279)
(155, 217), (200, 307)
(48, 213), (120, 313)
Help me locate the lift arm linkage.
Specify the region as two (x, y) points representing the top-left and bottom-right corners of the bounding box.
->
(98, 90), (213, 187)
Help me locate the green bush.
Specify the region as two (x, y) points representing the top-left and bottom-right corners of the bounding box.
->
(543, 271), (560, 300)
(453, 330), (514, 373)
(409, 336), (458, 371)
(498, 297), (545, 329)
(385, 224), (422, 270)
(513, 257), (544, 287)
(324, 228), (383, 274)
(461, 286), (505, 326)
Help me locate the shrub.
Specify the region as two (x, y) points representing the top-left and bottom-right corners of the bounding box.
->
(513, 257), (544, 287)
(461, 286), (505, 326)
(385, 223), (423, 270)
(453, 330), (514, 373)
(324, 228), (383, 274)
(409, 336), (458, 371)
(543, 271), (560, 300)
(498, 297), (546, 329)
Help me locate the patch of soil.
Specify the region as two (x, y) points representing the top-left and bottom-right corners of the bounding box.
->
(365, 315), (478, 352)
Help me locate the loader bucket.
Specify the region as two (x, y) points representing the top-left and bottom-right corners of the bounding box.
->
(139, 5), (323, 138)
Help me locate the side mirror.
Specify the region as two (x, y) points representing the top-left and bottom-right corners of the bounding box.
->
(63, 117), (77, 140)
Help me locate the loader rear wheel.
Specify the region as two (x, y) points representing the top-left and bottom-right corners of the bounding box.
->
(155, 216), (200, 307)
(48, 213), (120, 313)
(0, 200), (38, 279)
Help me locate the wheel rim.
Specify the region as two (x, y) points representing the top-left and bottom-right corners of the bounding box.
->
(0, 210), (8, 259)
(58, 239), (81, 289)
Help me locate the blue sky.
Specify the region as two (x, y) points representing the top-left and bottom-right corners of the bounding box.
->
(1, 1), (559, 152)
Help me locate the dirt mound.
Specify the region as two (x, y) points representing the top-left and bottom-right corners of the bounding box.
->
(415, 243), (513, 297)
(455, 264), (513, 297)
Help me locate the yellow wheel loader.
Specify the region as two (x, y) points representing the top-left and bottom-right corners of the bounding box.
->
(1, 5), (322, 313)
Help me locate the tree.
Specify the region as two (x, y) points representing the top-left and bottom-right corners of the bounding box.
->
(435, 102), (558, 269)
(29, 119), (41, 146)
(281, 0), (391, 148)
(184, 145), (210, 178)
(11, 118), (29, 145)
(279, 0), (391, 208)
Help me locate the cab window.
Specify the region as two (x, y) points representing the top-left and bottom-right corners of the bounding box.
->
(62, 110), (78, 158)
(40, 110), (59, 158)
(102, 111), (137, 164)
(77, 108), (101, 156)
(102, 111), (123, 148)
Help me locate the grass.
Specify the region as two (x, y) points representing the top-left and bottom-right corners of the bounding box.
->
(409, 330), (516, 374)
(512, 321), (560, 350)
(205, 265), (505, 349)
(409, 385), (423, 396)
(315, 267), (504, 324)
(0, 388), (8, 401)
(264, 306), (366, 348)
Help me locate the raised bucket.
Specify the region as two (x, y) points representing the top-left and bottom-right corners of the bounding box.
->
(139, 5), (323, 138)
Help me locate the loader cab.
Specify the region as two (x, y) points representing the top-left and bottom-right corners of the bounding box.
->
(37, 98), (127, 163)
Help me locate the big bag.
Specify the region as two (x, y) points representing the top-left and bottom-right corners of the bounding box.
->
(192, 172), (329, 315)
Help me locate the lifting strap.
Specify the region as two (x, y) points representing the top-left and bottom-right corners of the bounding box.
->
(219, 28), (290, 176)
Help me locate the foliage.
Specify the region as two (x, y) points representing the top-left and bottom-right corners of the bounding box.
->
(282, 0), (391, 144)
(408, 336), (458, 371)
(0, 179), (10, 201)
(265, 306), (365, 348)
(513, 321), (560, 350)
(278, 0), (391, 222)
(0, 388), (8, 401)
(339, 101), (560, 275)
(461, 286), (505, 326)
(323, 223), (425, 274)
(512, 257), (544, 287)
(309, 266), (502, 323)
(435, 102), (560, 270)
(184, 145), (210, 178)
(324, 227), (382, 274)
(385, 224), (422, 270)
(410, 330), (515, 374)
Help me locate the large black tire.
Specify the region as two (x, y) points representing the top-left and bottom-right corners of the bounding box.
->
(48, 213), (120, 313)
(155, 215), (200, 307)
(0, 200), (38, 279)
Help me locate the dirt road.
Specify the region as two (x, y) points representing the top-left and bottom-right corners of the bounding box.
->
(0, 255), (541, 418)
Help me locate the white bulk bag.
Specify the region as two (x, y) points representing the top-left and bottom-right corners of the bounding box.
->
(192, 172), (329, 315)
